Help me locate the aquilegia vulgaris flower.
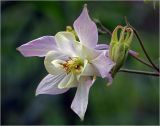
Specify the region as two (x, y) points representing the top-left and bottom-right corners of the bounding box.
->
(17, 4), (115, 120)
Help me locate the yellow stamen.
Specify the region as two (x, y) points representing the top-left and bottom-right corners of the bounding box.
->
(62, 57), (84, 74)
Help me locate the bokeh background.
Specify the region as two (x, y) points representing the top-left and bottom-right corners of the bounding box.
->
(1, 1), (159, 125)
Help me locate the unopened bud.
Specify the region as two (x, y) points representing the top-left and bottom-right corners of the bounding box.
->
(109, 25), (133, 77)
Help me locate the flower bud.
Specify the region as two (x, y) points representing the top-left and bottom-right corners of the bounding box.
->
(109, 25), (133, 77)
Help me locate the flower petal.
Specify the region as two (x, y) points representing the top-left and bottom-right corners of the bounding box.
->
(55, 32), (77, 57)
(128, 50), (139, 57)
(73, 5), (98, 48)
(44, 51), (68, 75)
(106, 73), (113, 86)
(36, 74), (69, 96)
(58, 73), (77, 89)
(77, 60), (99, 81)
(80, 45), (102, 60)
(81, 59), (98, 76)
(95, 44), (109, 50)
(91, 52), (115, 78)
(95, 44), (139, 57)
(17, 36), (57, 57)
(71, 77), (93, 120)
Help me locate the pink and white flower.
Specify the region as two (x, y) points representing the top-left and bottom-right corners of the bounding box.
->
(17, 5), (115, 120)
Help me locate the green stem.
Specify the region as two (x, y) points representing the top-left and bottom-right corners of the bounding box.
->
(98, 28), (107, 34)
(119, 69), (159, 77)
(132, 28), (159, 72)
(94, 19), (112, 36)
(99, 23), (112, 36)
(129, 53), (154, 69)
(124, 16), (159, 72)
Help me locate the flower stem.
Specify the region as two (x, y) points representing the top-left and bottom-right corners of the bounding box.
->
(94, 19), (112, 36)
(129, 53), (154, 69)
(132, 28), (159, 71)
(124, 16), (159, 72)
(119, 69), (160, 77)
(99, 23), (112, 36)
(98, 28), (107, 35)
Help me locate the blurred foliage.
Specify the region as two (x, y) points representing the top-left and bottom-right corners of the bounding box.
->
(1, 1), (159, 125)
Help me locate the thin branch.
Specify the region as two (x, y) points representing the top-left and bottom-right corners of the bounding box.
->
(98, 28), (107, 34)
(119, 69), (159, 77)
(132, 28), (159, 71)
(99, 22), (112, 36)
(94, 19), (112, 36)
(129, 54), (154, 69)
(124, 16), (159, 72)
(124, 16), (130, 26)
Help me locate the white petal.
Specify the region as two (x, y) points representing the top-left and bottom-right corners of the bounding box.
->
(71, 77), (93, 120)
(80, 45), (102, 60)
(44, 51), (68, 75)
(80, 59), (98, 77)
(73, 5), (98, 48)
(55, 32), (77, 57)
(58, 73), (77, 89)
(36, 74), (69, 96)
(77, 60), (98, 81)
(17, 36), (57, 57)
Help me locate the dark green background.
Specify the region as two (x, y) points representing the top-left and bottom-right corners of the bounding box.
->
(2, 1), (159, 125)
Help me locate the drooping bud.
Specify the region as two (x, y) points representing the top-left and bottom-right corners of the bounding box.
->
(109, 25), (133, 77)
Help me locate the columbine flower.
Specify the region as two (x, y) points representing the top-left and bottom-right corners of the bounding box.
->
(17, 5), (115, 120)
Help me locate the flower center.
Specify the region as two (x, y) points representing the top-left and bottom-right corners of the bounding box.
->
(62, 57), (84, 74)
